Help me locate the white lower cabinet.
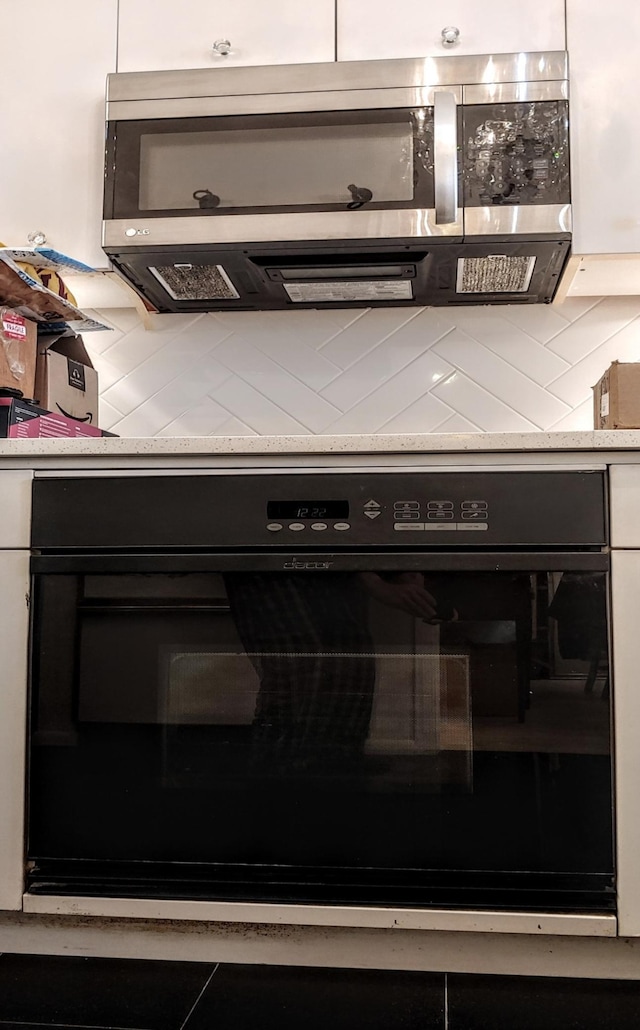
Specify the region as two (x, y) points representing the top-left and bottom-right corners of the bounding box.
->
(0, 1), (117, 269)
(337, 0), (565, 62)
(117, 0), (336, 72)
(0, 551), (30, 911)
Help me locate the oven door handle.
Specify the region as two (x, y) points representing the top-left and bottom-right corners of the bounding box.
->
(30, 551), (610, 574)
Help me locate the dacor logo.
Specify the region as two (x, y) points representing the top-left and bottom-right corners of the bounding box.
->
(283, 560), (333, 570)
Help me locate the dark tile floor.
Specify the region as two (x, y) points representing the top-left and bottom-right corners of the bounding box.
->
(1, 956), (640, 1030)
(0, 955), (443, 1030)
(448, 973), (640, 1030)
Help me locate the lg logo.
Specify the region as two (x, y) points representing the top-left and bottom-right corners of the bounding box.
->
(124, 227), (151, 237)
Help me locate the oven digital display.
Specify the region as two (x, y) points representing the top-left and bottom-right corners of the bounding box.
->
(267, 500), (349, 520)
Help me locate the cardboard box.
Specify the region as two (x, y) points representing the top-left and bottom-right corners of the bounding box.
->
(0, 397), (115, 438)
(34, 333), (99, 425)
(593, 361), (640, 429)
(0, 308), (37, 397)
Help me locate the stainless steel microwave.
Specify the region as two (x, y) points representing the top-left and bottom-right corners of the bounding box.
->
(102, 52), (571, 311)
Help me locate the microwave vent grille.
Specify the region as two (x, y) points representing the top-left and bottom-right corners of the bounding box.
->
(149, 263), (240, 301)
(456, 255), (536, 294)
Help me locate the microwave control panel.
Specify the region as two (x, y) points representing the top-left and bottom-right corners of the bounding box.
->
(31, 471), (607, 549)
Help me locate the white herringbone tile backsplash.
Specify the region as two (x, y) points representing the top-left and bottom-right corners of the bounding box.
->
(85, 298), (640, 437)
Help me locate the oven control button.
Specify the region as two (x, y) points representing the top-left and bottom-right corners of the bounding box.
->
(427, 500), (454, 510)
(266, 523), (283, 532)
(394, 522), (425, 531)
(288, 522), (305, 531)
(364, 510), (381, 519)
(364, 499), (381, 508)
(311, 522), (328, 530)
(394, 501), (419, 509)
(461, 510), (487, 520)
(427, 510), (454, 520)
(333, 522), (350, 531)
(394, 511), (421, 520)
(462, 500), (488, 510)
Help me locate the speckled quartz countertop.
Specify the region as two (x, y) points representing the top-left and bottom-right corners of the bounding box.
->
(0, 431), (640, 462)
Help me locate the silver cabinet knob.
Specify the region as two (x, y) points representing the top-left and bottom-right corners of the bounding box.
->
(441, 26), (460, 47)
(27, 231), (47, 246)
(212, 39), (232, 56)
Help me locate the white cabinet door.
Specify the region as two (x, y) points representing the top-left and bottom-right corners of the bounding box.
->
(338, 0), (565, 61)
(611, 548), (640, 936)
(0, 551), (30, 911)
(118, 0), (335, 72)
(0, 1), (117, 270)
(567, 1), (640, 255)
(609, 466), (640, 548)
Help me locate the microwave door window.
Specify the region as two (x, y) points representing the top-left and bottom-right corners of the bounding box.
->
(110, 109), (437, 219)
(138, 122), (414, 212)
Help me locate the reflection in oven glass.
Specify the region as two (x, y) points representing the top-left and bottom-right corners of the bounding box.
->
(29, 567), (612, 900)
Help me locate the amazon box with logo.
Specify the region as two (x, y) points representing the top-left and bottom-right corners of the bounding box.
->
(0, 307), (37, 397)
(0, 397), (115, 438)
(34, 332), (99, 426)
(593, 361), (640, 430)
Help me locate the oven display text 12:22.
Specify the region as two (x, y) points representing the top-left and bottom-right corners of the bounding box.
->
(266, 501), (349, 520)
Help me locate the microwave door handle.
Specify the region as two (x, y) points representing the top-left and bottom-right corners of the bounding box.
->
(433, 91), (458, 225)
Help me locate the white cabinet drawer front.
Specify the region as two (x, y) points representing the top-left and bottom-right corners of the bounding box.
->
(610, 465), (640, 548)
(0, 0), (117, 269)
(118, 0), (336, 72)
(338, 0), (565, 61)
(0, 471), (33, 549)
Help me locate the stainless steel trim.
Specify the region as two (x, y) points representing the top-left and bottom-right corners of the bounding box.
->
(103, 209), (464, 247)
(104, 205), (568, 249)
(106, 52), (568, 103)
(108, 86), (462, 121)
(21, 895), (616, 936)
(463, 80), (569, 104)
(612, 549), (640, 936)
(464, 204), (572, 236)
(434, 91), (458, 225)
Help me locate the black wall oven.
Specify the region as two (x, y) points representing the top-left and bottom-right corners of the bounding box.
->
(27, 470), (613, 920)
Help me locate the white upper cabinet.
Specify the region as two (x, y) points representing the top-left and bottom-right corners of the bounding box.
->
(567, 1), (640, 255)
(0, 0), (117, 270)
(117, 0), (336, 72)
(337, 0), (565, 62)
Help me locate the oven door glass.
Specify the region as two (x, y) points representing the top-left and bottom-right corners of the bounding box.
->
(107, 109), (435, 219)
(28, 560), (612, 910)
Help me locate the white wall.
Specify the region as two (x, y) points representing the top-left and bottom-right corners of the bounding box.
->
(85, 297), (640, 436)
